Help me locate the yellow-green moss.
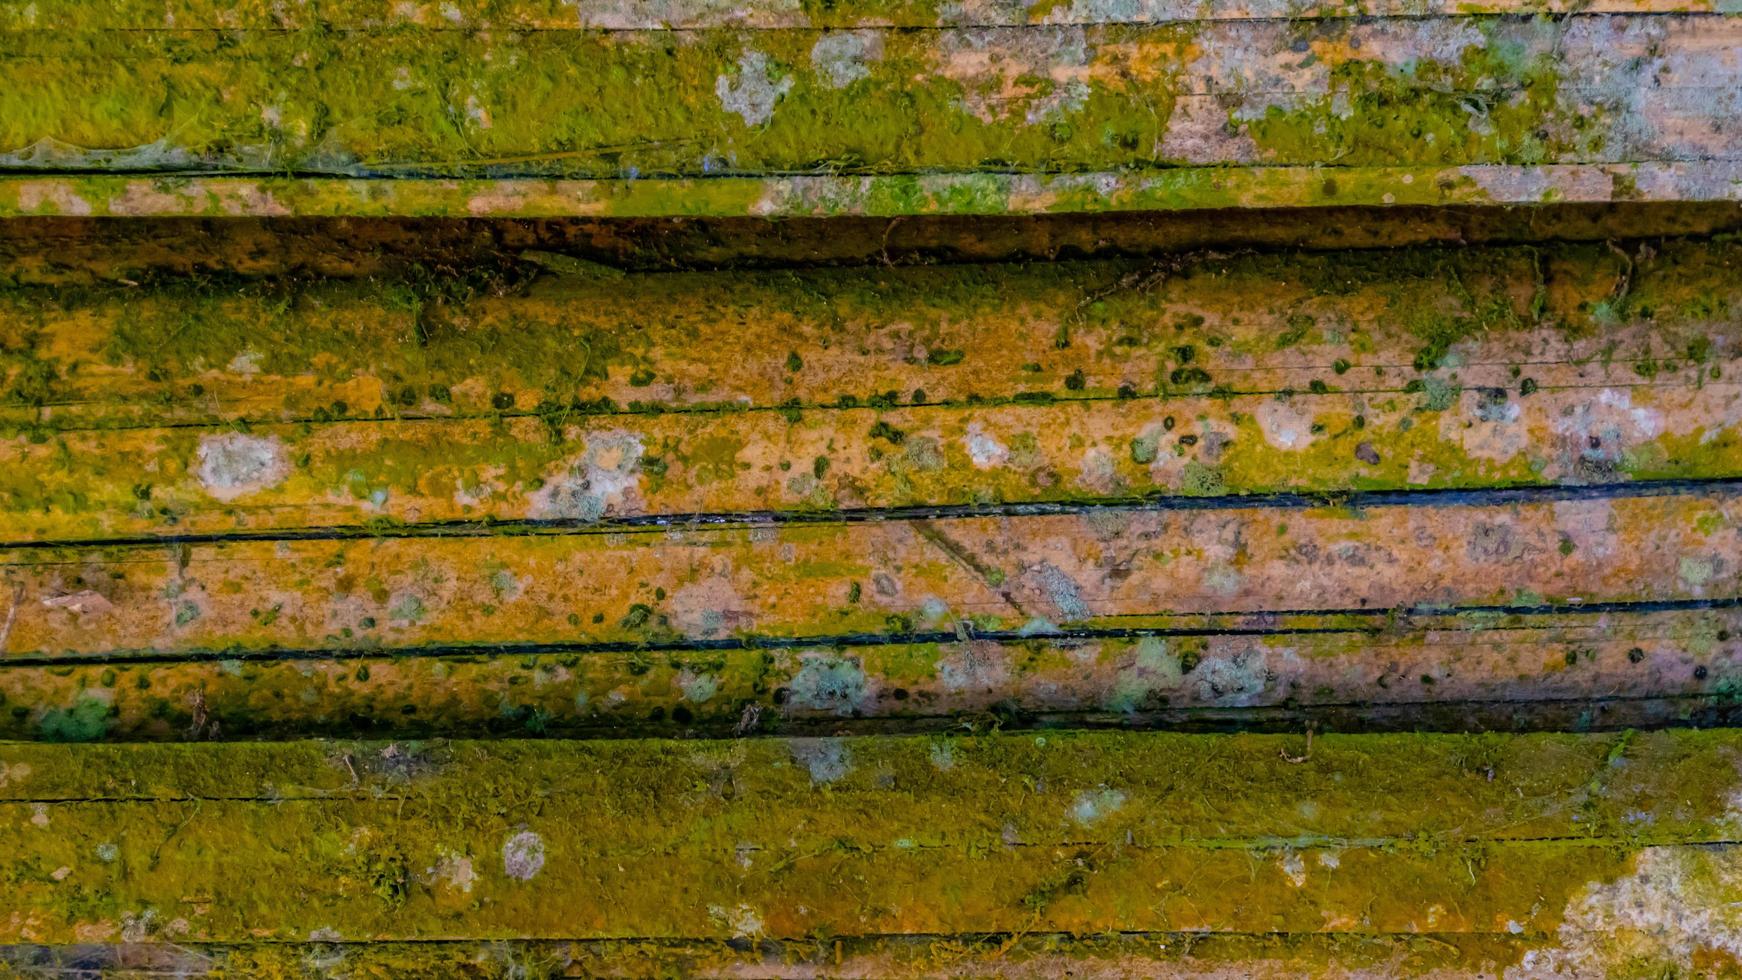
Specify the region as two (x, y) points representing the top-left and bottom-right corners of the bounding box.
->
(1, 730), (1741, 953)
(1243, 23), (1597, 168)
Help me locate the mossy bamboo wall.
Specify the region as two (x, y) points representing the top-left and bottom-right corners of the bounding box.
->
(4, 4), (1742, 975)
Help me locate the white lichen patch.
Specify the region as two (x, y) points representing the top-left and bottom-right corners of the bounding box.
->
(1074, 447), (1124, 494)
(963, 423), (1009, 469)
(570, 0), (760, 29)
(788, 653), (874, 715)
(463, 94), (492, 130)
(1025, 561), (1092, 622)
(387, 592), (428, 625)
(1547, 388), (1667, 481)
(1679, 554), (1726, 591)
(195, 433), (289, 501)
(427, 850), (477, 894)
(488, 569), (523, 601)
(934, 27), (1091, 125)
(0, 762), (32, 788)
(1255, 396), (1317, 451)
(501, 830), (546, 881)
(936, 641), (1011, 693)
(1407, 457), (1439, 486)
(119, 908), (160, 943)
(1032, 0), (1142, 23)
(1551, 498), (1618, 561)
(666, 576), (754, 639)
(225, 349), (264, 375)
(929, 740), (956, 771)
(810, 30), (882, 88)
(789, 737), (852, 784)
(1145, 419), (1236, 490)
(677, 669), (719, 704)
(1070, 786), (1126, 826)
(717, 50), (793, 126)
(1018, 616), (1062, 636)
(528, 431), (645, 521)
(41, 591), (114, 617)
(1104, 636), (1184, 713)
(1189, 646), (1271, 707)
(918, 597), (951, 625)
(16, 178), (95, 216)
(1508, 847), (1742, 977)
(1446, 386), (1531, 464)
(1280, 851), (1308, 887)
(707, 903), (766, 939)
(1199, 562), (1244, 598)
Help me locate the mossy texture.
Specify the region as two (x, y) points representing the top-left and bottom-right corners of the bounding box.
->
(0, 14), (1733, 202)
(0, 607), (1735, 741)
(1, 8), (1740, 973)
(3, 240), (1741, 542)
(0, 728), (1739, 979)
(3, 490), (1737, 661)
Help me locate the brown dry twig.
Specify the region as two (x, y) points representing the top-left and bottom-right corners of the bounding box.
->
(1280, 726), (1314, 764)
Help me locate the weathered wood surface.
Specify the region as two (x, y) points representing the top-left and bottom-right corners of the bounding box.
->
(3, 486), (1738, 740)
(6, 490), (1737, 652)
(3, 236), (1740, 740)
(0, 729), (1739, 977)
(2, 10), (1740, 215)
(7, 2), (1742, 971)
(0, 609), (1735, 740)
(5, 240), (1739, 542)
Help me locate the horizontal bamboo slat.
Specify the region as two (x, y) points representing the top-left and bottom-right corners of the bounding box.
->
(5, 241), (1739, 542)
(0, 729), (1735, 977)
(2, 12), (1740, 215)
